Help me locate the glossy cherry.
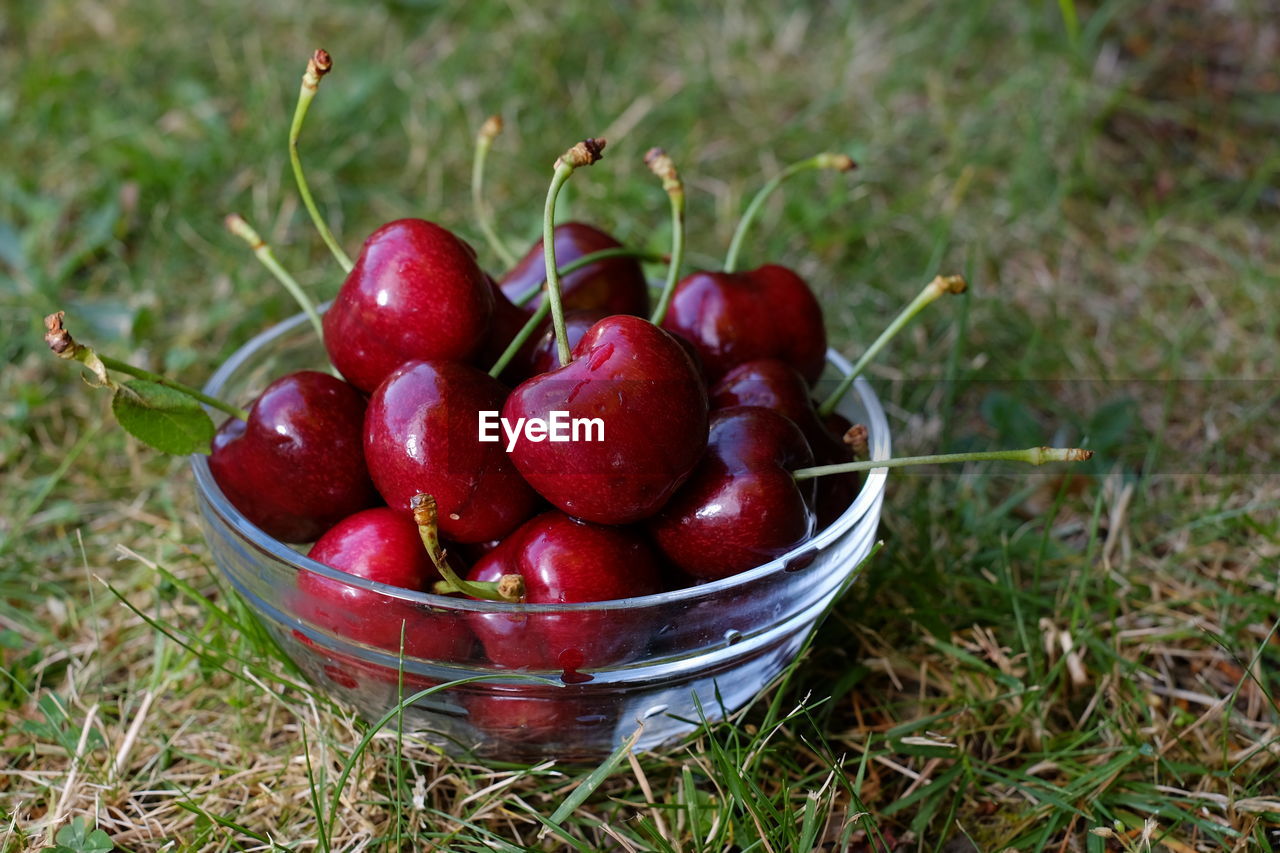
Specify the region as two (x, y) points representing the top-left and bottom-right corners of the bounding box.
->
(499, 222), (649, 316)
(209, 370), (378, 543)
(502, 314), (709, 524)
(710, 358), (859, 525)
(661, 265), (827, 385)
(297, 507), (474, 662)
(364, 360), (540, 543)
(649, 406), (816, 581)
(466, 511), (665, 672)
(323, 219), (494, 392)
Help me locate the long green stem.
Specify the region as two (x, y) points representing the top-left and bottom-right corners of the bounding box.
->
(471, 115), (518, 269)
(44, 312), (250, 421)
(410, 495), (522, 602)
(542, 138), (607, 367)
(792, 446), (1093, 481)
(289, 49), (353, 273)
(488, 298), (551, 378)
(723, 152), (856, 273)
(510, 247), (667, 308)
(817, 274), (967, 417)
(645, 148), (686, 326)
(98, 355), (249, 420)
(224, 214), (324, 342)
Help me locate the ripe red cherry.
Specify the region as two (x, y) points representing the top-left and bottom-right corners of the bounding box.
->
(364, 360), (540, 543)
(499, 222), (649, 316)
(649, 406), (817, 581)
(660, 265), (827, 385)
(710, 358), (859, 525)
(296, 507), (474, 662)
(209, 370), (378, 543)
(323, 219), (494, 392)
(466, 511), (665, 672)
(466, 686), (616, 749)
(502, 314), (708, 524)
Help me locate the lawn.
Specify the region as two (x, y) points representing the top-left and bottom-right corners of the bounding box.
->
(2, 0), (1278, 850)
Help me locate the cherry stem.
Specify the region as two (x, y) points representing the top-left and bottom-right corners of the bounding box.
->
(471, 115), (518, 269)
(488, 297), (551, 378)
(510, 247), (667, 308)
(543, 138), (607, 367)
(289, 49), (354, 273)
(792, 446), (1093, 481)
(43, 312), (250, 421)
(723, 152), (857, 274)
(816, 274), (968, 418)
(645, 148), (686, 326)
(224, 214), (324, 342)
(410, 494), (524, 602)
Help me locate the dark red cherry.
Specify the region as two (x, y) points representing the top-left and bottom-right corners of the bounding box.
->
(498, 222), (649, 317)
(502, 315), (708, 524)
(465, 685), (617, 749)
(209, 370), (378, 543)
(364, 359), (541, 543)
(323, 219), (494, 392)
(813, 411), (862, 527)
(710, 358), (859, 526)
(297, 507), (474, 661)
(649, 406), (816, 581)
(660, 265), (827, 385)
(466, 511), (664, 671)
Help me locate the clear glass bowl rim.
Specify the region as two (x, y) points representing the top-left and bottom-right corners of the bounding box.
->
(190, 308), (891, 614)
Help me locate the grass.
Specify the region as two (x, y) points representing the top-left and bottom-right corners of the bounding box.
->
(2, 0), (1279, 849)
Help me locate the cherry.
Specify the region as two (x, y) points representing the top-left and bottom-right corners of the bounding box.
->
(813, 411), (864, 527)
(209, 370), (378, 543)
(364, 360), (540, 543)
(503, 314), (709, 524)
(649, 406), (816, 581)
(661, 265), (828, 385)
(710, 358), (859, 525)
(465, 511), (665, 672)
(465, 685), (616, 749)
(499, 222), (649, 317)
(322, 219), (494, 393)
(297, 507), (474, 662)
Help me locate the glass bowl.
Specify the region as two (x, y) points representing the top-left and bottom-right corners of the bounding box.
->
(191, 310), (890, 761)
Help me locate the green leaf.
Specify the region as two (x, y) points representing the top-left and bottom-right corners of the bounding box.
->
(111, 379), (215, 455)
(47, 816), (112, 853)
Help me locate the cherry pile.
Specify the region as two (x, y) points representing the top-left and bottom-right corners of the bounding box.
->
(45, 51), (1092, 700)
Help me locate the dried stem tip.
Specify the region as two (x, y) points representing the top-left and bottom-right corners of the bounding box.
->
(44, 311), (76, 356)
(410, 493), (437, 527)
(479, 114), (503, 143)
(929, 274), (968, 296)
(303, 49), (332, 91)
(843, 423), (869, 459)
(497, 574), (526, 601)
(644, 147), (681, 193)
(814, 152), (858, 172)
(223, 213), (264, 249)
(555, 138), (606, 170)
